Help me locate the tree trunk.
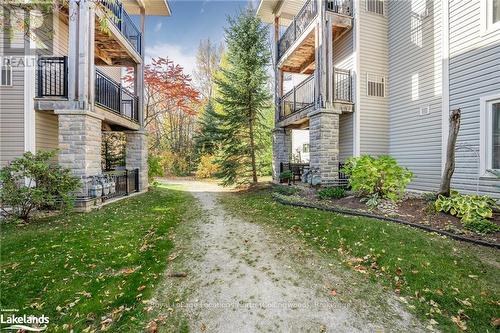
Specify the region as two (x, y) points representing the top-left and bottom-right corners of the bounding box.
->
(438, 108), (461, 197)
(248, 117), (258, 184)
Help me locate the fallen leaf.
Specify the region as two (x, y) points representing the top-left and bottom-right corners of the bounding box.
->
(491, 318), (500, 327)
(329, 289), (337, 296)
(147, 320), (158, 333)
(200, 323), (207, 331)
(451, 316), (467, 331)
(137, 285), (146, 292)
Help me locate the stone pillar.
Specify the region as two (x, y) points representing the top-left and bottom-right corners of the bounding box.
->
(272, 128), (292, 181)
(308, 109), (340, 184)
(125, 131), (148, 191)
(56, 111), (103, 197)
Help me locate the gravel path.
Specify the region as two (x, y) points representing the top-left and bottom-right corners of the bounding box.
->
(156, 179), (429, 333)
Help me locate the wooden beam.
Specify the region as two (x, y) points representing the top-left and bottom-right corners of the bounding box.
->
(299, 52), (316, 73)
(94, 47), (113, 65)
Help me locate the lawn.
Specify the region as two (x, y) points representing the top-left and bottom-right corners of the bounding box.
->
(220, 186), (500, 333)
(0, 184), (196, 332)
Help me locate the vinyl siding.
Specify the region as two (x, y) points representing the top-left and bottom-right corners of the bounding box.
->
(0, 8), (25, 166)
(359, 0), (389, 156)
(334, 29), (354, 161)
(35, 111), (59, 154)
(448, 0), (500, 197)
(97, 66), (122, 83)
(387, 0), (443, 191)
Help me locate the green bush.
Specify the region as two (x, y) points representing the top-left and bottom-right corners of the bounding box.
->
(0, 151), (80, 222)
(318, 187), (346, 200)
(435, 191), (500, 234)
(274, 184), (299, 196)
(148, 155), (164, 181)
(343, 155), (413, 202)
(279, 170), (293, 180)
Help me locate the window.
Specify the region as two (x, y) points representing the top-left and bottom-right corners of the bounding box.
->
(494, 0), (500, 23)
(492, 102), (500, 169)
(483, 0), (500, 33)
(0, 59), (12, 86)
(480, 95), (500, 175)
(366, 0), (384, 15)
(367, 73), (386, 97)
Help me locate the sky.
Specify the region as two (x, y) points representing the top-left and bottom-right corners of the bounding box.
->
(143, 0), (257, 76)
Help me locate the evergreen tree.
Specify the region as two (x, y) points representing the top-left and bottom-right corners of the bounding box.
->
(215, 8), (271, 185)
(194, 100), (223, 155)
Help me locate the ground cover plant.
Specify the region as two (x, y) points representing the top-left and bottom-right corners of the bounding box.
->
(220, 186), (500, 333)
(0, 184), (195, 332)
(435, 191), (500, 234)
(317, 187), (346, 200)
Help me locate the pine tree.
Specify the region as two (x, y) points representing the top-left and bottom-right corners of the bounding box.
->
(215, 8), (271, 185)
(194, 100), (223, 155)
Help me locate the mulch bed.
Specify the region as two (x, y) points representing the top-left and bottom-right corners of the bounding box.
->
(282, 186), (500, 247)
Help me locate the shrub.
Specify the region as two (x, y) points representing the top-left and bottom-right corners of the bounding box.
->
(148, 155), (164, 181)
(0, 151), (80, 222)
(195, 154), (219, 179)
(279, 170), (293, 180)
(435, 191), (500, 234)
(318, 187), (346, 200)
(274, 184), (299, 196)
(343, 155), (413, 202)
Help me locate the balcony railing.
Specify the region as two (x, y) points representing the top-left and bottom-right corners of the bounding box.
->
(277, 0), (352, 61)
(36, 57), (68, 98)
(36, 57), (139, 123)
(278, 0), (318, 59)
(101, 168), (139, 200)
(95, 69), (139, 122)
(100, 0), (141, 54)
(326, 0), (352, 16)
(334, 68), (352, 102)
(280, 74), (315, 119)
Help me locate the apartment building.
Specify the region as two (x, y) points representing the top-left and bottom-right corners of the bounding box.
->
(258, 0), (500, 196)
(0, 1), (170, 208)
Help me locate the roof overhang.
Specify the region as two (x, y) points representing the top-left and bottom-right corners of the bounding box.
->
(256, 0), (304, 25)
(124, 0), (171, 16)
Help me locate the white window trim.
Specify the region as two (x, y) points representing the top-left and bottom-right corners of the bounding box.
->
(479, 93), (500, 177)
(366, 72), (386, 98)
(365, 0), (385, 16)
(480, 0), (500, 35)
(0, 59), (13, 87)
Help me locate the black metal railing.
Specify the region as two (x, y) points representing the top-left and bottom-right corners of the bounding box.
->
(279, 162), (309, 183)
(278, 0), (318, 59)
(102, 168), (139, 200)
(36, 56), (68, 98)
(95, 69), (139, 122)
(280, 74), (315, 120)
(334, 68), (352, 102)
(100, 0), (141, 54)
(327, 0), (353, 16)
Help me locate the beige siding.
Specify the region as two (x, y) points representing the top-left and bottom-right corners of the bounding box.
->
(35, 112), (59, 153)
(97, 66), (122, 83)
(0, 8), (25, 166)
(448, 0), (500, 197)
(359, 0), (389, 156)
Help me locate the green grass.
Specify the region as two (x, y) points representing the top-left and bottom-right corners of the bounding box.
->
(220, 187), (500, 333)
(0, 184), (195, 332)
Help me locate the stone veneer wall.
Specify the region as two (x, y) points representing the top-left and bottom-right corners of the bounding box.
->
(308, 110), (340, 184)
(272, 128), (292, 181)
(57, 112), (102, 196)
(125, 131), (148, 191)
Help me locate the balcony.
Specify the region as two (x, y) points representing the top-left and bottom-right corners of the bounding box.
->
(279, 68), (352, 121)
(99, 0), (141, 55)
(277, 0), (353, 73)
(36, 56), (139, 124)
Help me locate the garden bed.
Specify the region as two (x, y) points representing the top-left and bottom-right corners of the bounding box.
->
(274, 185), (500, 246)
